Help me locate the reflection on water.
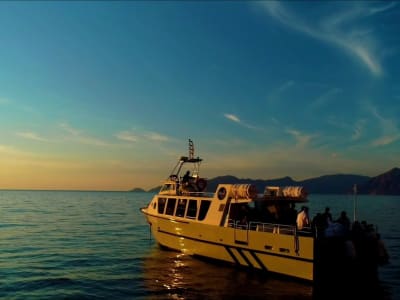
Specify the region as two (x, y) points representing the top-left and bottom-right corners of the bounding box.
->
(0, 191), (397, 299)
(142, 245), (393, 300)
(143, 247), (313, 300)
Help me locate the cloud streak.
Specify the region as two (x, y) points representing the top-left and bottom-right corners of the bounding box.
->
(59, 122), (110, 147)
(286, 128), (315, 148)
(0, 97), (11, 105)
(366, 104), (400, 146)
(310, 88), (342, 110)
(115, 131), (138, 142)
(224, 113), (259, 130)
(17, 131), (48, 142)
(266, 81), (295, 104)
(258, 2), (393, 77)
(351, 119), (366, 141)
(115, 129), (169, 143)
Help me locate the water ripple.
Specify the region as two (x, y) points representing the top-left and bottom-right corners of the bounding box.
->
(0, 191), (398, 300)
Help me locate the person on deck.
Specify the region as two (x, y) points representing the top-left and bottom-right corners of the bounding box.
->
(336, 210), (351, 234)
(322, 206), (333, 227)
(296, 206), (311, 230)
(182, 170), (191, 186)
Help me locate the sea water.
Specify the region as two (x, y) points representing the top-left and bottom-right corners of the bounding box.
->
(0, 191), (398, 299)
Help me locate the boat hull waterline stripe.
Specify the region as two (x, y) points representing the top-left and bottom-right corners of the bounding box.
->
(157, 228), (313, 264)
(236, 248), (256, 269)
(224, 246), (241, 265)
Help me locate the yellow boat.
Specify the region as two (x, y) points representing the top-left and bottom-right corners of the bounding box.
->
(140, 140), (388, 282)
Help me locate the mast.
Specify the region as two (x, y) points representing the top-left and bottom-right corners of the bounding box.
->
(189, 138), (194, 159)
(353, 183), (358, 222)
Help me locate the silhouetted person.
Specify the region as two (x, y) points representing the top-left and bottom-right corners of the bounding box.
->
(182, 170), (191, 186)
(312, 212), (325, 237)
(336, 210), (351, 234)
(322, 207), (333, 227)
(286, 203), (297, 225)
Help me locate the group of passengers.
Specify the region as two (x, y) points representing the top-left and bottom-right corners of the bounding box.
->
(233, 203), (388, 264)
(310, 207), (351, 237)
(295, 206), (352, 237)
(233, 203), (354, 237)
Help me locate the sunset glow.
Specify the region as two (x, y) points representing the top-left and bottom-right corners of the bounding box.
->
(1, 1), (399, 190)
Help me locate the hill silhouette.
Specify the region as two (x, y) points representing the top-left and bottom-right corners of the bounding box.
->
(358, 167), (400, 195)
(134, 167), (400, 195)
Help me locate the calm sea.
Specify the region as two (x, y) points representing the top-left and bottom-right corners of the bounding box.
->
(0, 191), (399, 300)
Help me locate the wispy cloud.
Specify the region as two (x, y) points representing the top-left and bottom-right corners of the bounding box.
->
(115, 131), (138, 142)
(59, 122), (81, 136)
(59, 122), (110, 146)
(224, 114), (241, 123)
(115, 129), (169, 143)
(366, 104), (400, 146)
(326, 117), (364, 142)
(224, 113), (259, 130)
(144, 132), (169, 142)
(286, 128), (315, 148)
(0, 97), (11, 105)
(17, 131), (48, 142)
(310, 88), (342, 110)
(0, 144), (34, 157)
(351, 119), (366, 141)
(372, 135), (400, 147)
(0, 143), (103, 171)
(267, 80), (295, 103)
(277, 80), (295, 94)
(368, 2), (397, 16)
(0, 97), (38, 115)
(258, 2), (393, 77)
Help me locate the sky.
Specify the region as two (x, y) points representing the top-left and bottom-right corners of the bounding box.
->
(0, 1), (399, 191)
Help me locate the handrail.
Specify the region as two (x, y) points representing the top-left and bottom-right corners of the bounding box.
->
(179, 191), (215, 197)
(227, 220), (313, 237)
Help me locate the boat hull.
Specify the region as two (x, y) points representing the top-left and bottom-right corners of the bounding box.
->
(143, 211), (314, 281)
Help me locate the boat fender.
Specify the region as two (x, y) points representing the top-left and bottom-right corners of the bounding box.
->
(196, 178), (207, 191)
(231, 184), (257, 199)
(217, 187), (227, 200)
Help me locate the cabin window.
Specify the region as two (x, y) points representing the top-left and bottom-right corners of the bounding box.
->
(158, 198), (166, 214)
(175, 199), (187, 217)
(198, 200), (211, 221)
(160, 184), (175, 193)
(165, 198), (177, 215)
(186, 199), (197, 219)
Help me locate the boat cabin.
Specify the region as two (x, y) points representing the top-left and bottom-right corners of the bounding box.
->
(149, 181), (308, 231)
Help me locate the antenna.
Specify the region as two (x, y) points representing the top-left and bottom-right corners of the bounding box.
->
(189, 139), (194, 159)
(353, 184), (358, 222)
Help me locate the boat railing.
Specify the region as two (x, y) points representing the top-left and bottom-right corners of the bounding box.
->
(251, 222), (297, 235)
(178, 191), (214, 198)
(228, 219), (298, 236)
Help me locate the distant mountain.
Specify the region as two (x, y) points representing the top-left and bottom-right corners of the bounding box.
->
(299, 174), (370, 194)
(205, 174), (369, 194)
(140, 167), (400, 195)
(147, 186), (161, 193)
(130, 187), (147, 193)
(358, 168), (400, 195)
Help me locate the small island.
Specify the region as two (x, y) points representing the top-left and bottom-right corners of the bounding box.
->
(129, 188), (147, 193)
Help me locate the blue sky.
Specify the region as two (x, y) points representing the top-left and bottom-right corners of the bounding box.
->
(0, 1), (399, 190)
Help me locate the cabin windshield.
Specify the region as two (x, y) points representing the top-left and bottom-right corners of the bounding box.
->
(160, 183), (176, 193)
